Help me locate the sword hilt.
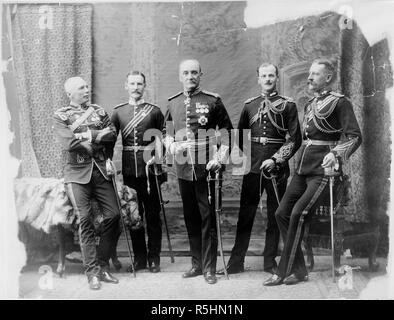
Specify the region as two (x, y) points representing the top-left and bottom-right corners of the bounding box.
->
(261, 165), (280, 180)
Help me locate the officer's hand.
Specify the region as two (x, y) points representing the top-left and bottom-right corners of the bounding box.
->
(75, 133), (83, 140)
(206, 159), (221, 172)
(170, 142), (185, 155)
(75, 130), (92, 141)
(80, 140), (93, 156)
(321, 152), (336, 168)
(260, 159), (275, 171)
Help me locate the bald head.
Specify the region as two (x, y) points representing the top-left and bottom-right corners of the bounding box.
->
(179, 59), (202, 92)
(64, 76), (89, 105)
(179, 59), (201, 73)
(64, 77), (84, 94)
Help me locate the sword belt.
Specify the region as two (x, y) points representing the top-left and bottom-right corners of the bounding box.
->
(123, 145), (154, 151)
(302, 139), (338, 146)
(251, 136), (285, 145)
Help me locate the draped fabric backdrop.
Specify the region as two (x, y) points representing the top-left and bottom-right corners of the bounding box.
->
(9, 2), (391, 257)
(339, 23), (392, 223)
(11, 4), (93, 262)
(12, 4), (93, 178)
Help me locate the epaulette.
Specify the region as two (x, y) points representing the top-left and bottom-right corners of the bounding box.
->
(202, 90), (220, 98)
(146, 102), (159, 109)
(244, 95), (260, 104)
(168, 92), (183, 101)
(330, 91), (345, 98)
(56, 106), (72, 113)
(89, 103), (102, 110)
(279, 95), (295, 103)
(113, 102), (128, 109)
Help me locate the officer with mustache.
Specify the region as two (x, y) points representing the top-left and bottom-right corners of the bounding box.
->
(164, 59), (233, 284)
(218, 63), (301, 275)
(263, 58), (362, 286)
(111, 71), (164, 273)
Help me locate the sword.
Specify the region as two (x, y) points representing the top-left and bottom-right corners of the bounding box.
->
(325, 163), (340, 282)
(146, 161), (175, 263)
(329, 175), (335, 282)
(209, 169), (229, 280)
(261, 166), (281, 208)
(106, 160), (136, 278)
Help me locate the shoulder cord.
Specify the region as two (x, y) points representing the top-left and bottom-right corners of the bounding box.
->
(314, 97), (338, 119)
(267, 101), (288, 135)
(312, 99), (342, 134)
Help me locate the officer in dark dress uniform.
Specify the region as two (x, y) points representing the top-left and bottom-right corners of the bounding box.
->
(219, 63), (301, 275)
(263, 58), (362, 286)
(53, 76), (120, 290)
(164, 59), (233, 284)
(111, 71), (164, 273)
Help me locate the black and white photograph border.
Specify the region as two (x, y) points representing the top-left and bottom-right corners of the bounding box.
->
(0, 0), (393, 301)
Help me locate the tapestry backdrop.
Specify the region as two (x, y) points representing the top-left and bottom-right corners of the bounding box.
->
(12, 4), (93, 179)
(339, 23), (392, 224)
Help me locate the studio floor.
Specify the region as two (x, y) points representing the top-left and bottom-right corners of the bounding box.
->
(19, 255), (388, 300)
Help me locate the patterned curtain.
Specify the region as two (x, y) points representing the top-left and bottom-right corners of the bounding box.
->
(338, 23), (392, 223)
(12, 4), (93, 178)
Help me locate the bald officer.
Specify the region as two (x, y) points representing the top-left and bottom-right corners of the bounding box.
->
(53, 76), (120, 290)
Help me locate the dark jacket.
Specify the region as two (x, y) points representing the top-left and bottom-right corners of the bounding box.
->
(53, 103), (117, 184)
(165, 89), (233, 181)
(111, 101), (164, 178)
(237, 91), (302, 175)
(297, 91), (362, 176)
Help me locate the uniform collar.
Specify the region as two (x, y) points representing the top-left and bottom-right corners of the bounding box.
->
(261, 91), (278, 98)
(70, 101), (89, 109)
(129, 98), (145, 106)
(308, 88), (331, 102)
(183, 86), (201, 97)
(314, 88), (331, 99)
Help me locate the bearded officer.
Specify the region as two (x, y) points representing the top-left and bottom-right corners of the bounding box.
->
(263, 58), (362, 286)
(111, 71), (164, 273)
(164, 59), (233, 284)
(218, 63), (301, 275)
(53, 76), (120, 290)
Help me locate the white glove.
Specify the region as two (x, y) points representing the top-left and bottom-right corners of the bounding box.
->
(206, 159), (221, 172)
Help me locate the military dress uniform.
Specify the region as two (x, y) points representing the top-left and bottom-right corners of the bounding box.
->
(226, 91), (301, 272)
(111, 99), (164, 269)
(53, 102), (120, 279)
(165, 88), (233, 275)
(274, 90), (362, 281)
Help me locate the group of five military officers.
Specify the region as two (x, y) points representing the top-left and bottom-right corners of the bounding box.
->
(53, 57), (361, 290)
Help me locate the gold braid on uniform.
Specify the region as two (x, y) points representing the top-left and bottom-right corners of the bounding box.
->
(312, 95), (342, 134)
(267, 99), (288, 135)
(272, 141), (295, 163)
